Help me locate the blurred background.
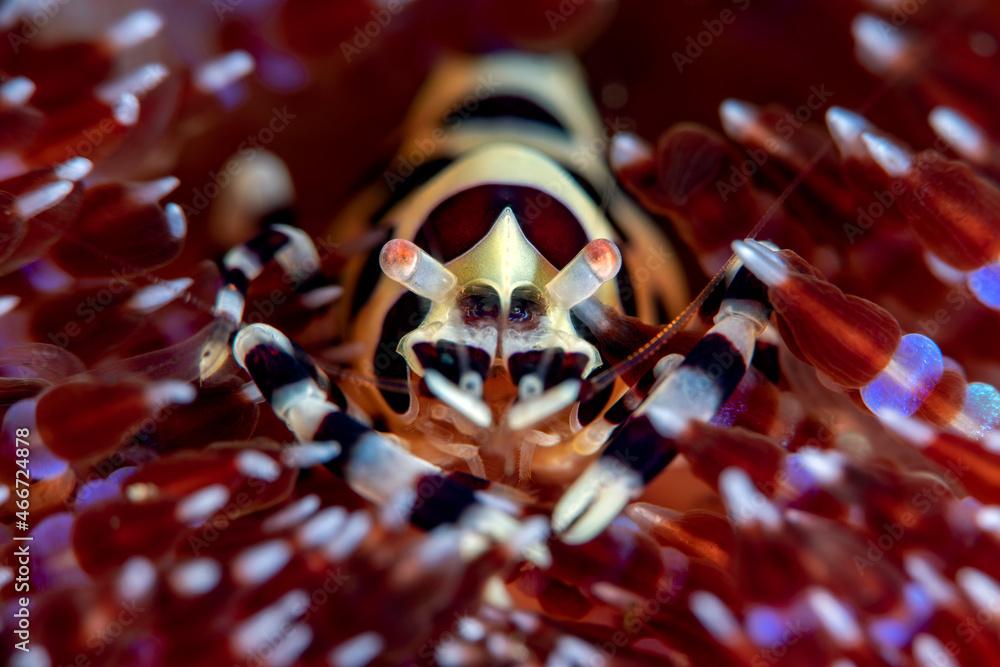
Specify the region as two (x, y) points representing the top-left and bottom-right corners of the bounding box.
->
(5, 0), (914, 262)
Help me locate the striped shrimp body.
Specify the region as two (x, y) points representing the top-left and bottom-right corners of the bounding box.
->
(351, 144), (629, 489)
(332, 53), (691, 492)
(205, 52), (774, 556)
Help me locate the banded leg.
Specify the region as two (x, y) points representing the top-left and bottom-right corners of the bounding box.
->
(233, 322), (551, 565)
(552, 265), (773, 544)
(504, 238), (624, 431)
(200, 223), (340, 379)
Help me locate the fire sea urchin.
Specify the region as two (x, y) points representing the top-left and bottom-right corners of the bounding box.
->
(2, 1), (1000, 666)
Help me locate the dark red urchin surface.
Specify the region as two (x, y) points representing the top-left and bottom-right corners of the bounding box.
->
(2, 1), (1000, 666)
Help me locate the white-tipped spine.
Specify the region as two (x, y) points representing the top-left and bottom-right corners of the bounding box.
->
(719, 98), (759, 143)
(14, 180), (74, 220)
(195, 51), (255, 94)
(105, 10), (163, 51)
(546, 239), (622, 310)
(609, 132), (651, 171)
(0, 77), (35, 106)
(860, 132), (913, 177)
(379, 239), (457, 302)
(826, 107), (875, 159)
(929, 107), (990, 164)
(852, 14), (911, 75)
(731, 239), (788, 287)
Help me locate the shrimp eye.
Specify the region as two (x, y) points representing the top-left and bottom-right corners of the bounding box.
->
(508, 287), (546, 325)
(458, 284), (500, 323)
(508, 303), (528, 322)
